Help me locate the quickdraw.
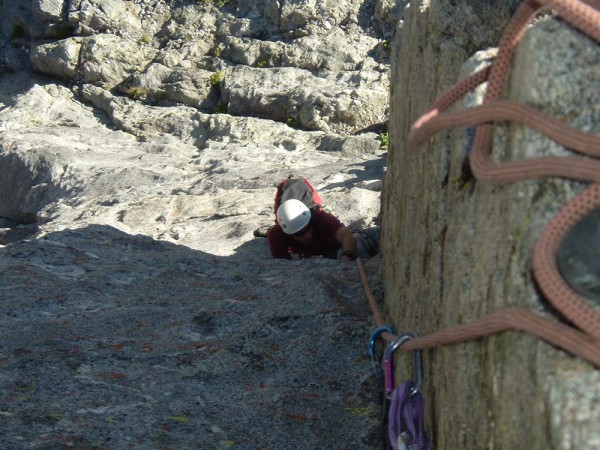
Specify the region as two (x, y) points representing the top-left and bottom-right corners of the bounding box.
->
(365, 308), (430, 449)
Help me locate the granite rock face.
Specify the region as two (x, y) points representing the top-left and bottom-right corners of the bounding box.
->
(0, 0), (392, 254)
(5, 0), (391, 133)
(0, 0), (394, 448)
(7, 0), (599, 449)
(383, 1), (600, 449)
(0, 225), (386, 449)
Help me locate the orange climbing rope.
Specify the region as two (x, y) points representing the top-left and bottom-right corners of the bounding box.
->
(361, 0), (600, 368)
(357, 259), (600, 368)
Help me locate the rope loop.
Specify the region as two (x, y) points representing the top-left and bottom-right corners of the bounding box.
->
(408, 0), (600, 186)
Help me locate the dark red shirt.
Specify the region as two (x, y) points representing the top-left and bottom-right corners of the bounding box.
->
(268, 209), (344, 259)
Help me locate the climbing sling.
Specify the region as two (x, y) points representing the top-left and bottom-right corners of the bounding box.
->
(387, 381), (429, 450)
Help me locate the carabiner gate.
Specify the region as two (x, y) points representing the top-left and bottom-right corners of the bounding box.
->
(367, 325), (395, 377)
(383, 332), (423, 398)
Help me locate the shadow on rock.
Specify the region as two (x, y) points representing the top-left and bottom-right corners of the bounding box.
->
(0, 224), (384, 449)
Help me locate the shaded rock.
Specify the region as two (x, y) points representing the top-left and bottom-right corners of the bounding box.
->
(557, 207), (600, 304)
(383, 1), (600, 448)
(0, 222), (38, 245)
(374, 0), (409, 31)
(0, 225), (385, 449)
(0, 149), (65, 225)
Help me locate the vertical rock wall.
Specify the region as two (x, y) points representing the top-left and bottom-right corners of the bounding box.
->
(383, 1), (600, 448)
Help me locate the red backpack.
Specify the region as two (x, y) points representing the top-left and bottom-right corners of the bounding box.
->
(273, 175), (324, 217)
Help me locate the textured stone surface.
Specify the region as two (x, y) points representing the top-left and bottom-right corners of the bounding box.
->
(6, 0), (599, 448)
(0, 225), (385, 449)
(4, 0), (391, 134)
(557, 208), (600, 304)
(383, 2), (600, 449)
(0, 0), (391, 448)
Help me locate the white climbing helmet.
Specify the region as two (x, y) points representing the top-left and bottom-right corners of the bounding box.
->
(276, 199), (311, 235)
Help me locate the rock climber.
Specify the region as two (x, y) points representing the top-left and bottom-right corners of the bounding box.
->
(267, 199), (377, 261)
